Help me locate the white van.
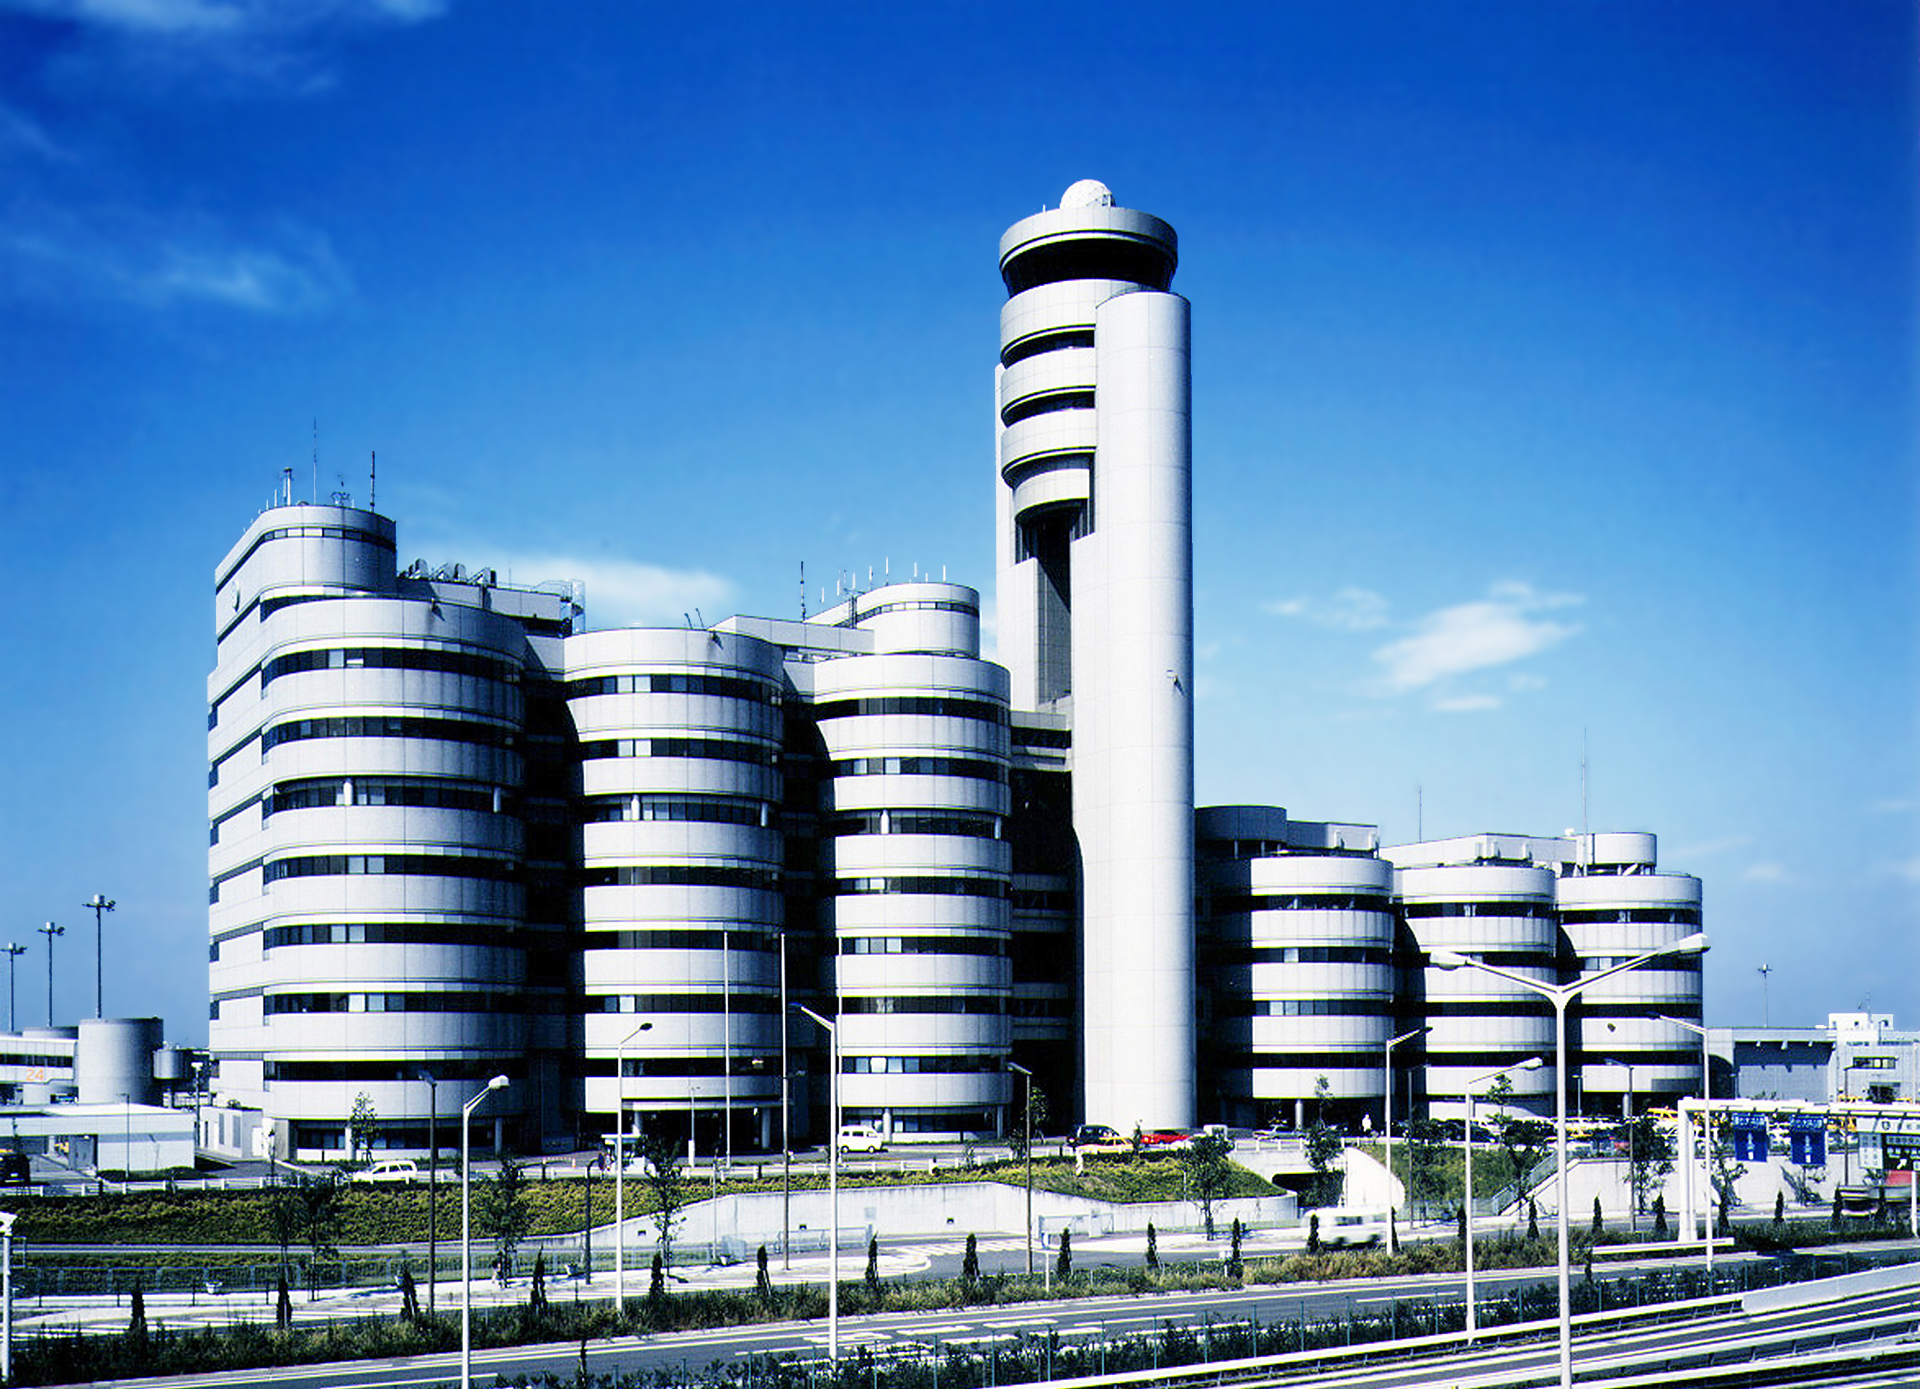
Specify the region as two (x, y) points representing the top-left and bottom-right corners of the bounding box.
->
(837, 1123), (886, 1153)
(352, 1158), (421, 1184)
(1315, 1206), (1387, 1248)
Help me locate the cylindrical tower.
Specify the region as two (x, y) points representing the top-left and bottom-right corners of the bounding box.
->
(1558, 833), (1705, 1115)
(565, 628), (787, 1155)
(996, 180), (1194, 1129)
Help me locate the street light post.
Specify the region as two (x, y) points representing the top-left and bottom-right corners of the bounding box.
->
(1, 947), (22, 1035)
(412, 1070), (439, 1316)
(34, 924), (60, 1027)
(82, 895), (113, 1020)
(1655, 1014), (1714, 1269)
(1008, 1061), (1034, 1276)
(1382, 1026), (1428, 1227)
(794, 1004), (840, 1364)
(1604, 1053), (1638, 1232)
(1431, 931), (1709, 1389)
(460, 1074), (509, 1389)
(0, 1210), (13, 1386)
(1463, 1057), (1543, 1340)
(613, 1020), (654, 1311)
(779, 934), (792, 1272)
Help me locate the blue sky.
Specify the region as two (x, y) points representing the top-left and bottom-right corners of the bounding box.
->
(0, 1), (1912, 1044)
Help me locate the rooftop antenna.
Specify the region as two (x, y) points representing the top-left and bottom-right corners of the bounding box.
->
(369, 450), (376, 510)
(799, 562), (807, 620)
(281, 466), (293, 508)
(1581, 728), (1590, 839)
(1758, 963), (1772, 1027)
(1416, 784), (1423, 841)
(312, 418), (318, 504)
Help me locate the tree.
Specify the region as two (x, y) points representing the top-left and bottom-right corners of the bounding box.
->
(1007, 1084), (1050, 1162)
(1055, 1227), (1072, 1281)
(1227, 1218), (1244, 1279)
(1527, 1197), (1539, 1241)
(275, 1273), (293, 1331)
(961, 1232), (980, 1286)
(1406, 1120), (1448, 1217)
(1625, 1115), (1675, 1221)
(755, 1244), (773, 1304)
(348, 1092), (378, 1170)
(529, 1250), (548, 1313)
(1773, 1191), (1785, 1227)
(266, 1185), (301, 1283)
(397, 1265), (420, 1324)
(637, 1131), (687, 1269)
(864, 1235), (881, 1300)
(1307, 1212), (1321, 1255)
(480, 1159), (532, 1282)
(1145, 1222), (1158, 1271)
(1494, 1112), (1554, 1204)
(1709, 1131), (1744, 1235)
(1652, 1194), (1668, 1238)
(126, 1279), (147, 1353)
(1181, 1131), (1235, 1237)
(648, 1251), (666, 1306)
(1592, 1195), (1603, 1236)
(1303, 1077), (1345, 1208)
(297, 1174), (343, 1299)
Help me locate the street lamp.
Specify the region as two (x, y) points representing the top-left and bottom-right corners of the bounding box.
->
(1008, 1061), (1034, 1276)
(460, 1074), (509, 1389)
(1382, 1026), (1428, 1227)
(412, 1069), (439, 1316)
(1430, 930), (1709, 1389)
(2, 946), (23, 1034)
(1655, 1014), (1714, 1268)
(0, 1209), (14, 1386)
(82, 895), (113, 1020)
(793, 1004), (840, 1364)
(613, 1020), (653, 1310)
(1463, 1057), (1542, 1340)
(34, 924), (60, 1027)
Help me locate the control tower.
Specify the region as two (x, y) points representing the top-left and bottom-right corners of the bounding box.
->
(994, 181), (1195, 1128)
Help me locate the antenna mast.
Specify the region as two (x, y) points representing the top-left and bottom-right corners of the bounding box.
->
(370, 450), (377, 510)
(312, 418), (318, 504)
(1581, 728), (1590, 839)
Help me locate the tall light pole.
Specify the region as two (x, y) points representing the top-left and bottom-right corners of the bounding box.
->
(794, 1004), (840, 1364)
(1382, 1026), (1428, 1226)
(34, 924), (60, 1027)
(1008, 1061), (1034, 1276)
(1604, 1051), (1639, 1231)
(1431, 931), (1709, 1389)
(412, 1069), (439, 1316)
(460, 1074), (509, 1389)
(0, 1209), (13, 1386)
(1656, 1014), (1714, 1269)
(1463, 1057), (1543, 1340)
(81, 896), (113, 1019)
(612, 1020), (652, 1310)
(1, 946), (23, 1034)
(1756, 963), (1771, 1026)
(779, 934), (792, 1272)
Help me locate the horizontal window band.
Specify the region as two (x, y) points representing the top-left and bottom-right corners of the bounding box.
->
(853, 599), (978, 620)
(814, 695), (1006, 725)
(268, 776), (511, 817)
(838, 995), (1006, 1016)
(584, 929), (781, 953)
(831, 756), (1006, 784)
(1208, 894), (1394, 915)
(579, 738), (777, 767)
(584, 994), (781, 1014)
(264, 991), (517, 1015)
(827, 810), (1000, 840)
(831, 876), (1009, 900)
(568, 672), (777, 702)
(264, 854), (519, 885)
(1402, 902), (1558, 920)
(1000, 390), (1096, 428)
(1204, 946), (1393, 966)
(263, 716), (515, 753)
(581, 865), (780, 891)
(1560, 908), (1702, 926)
(580, 794), (772, 827)
(842, 1054), (1005, 1075)
(264, 1059), (527, 1083)
(1011, 727), (1071, 749)
(263, 646), (518, 687)
(1000, 328), (1097, 368)
(263, 922), (526, 950)
(1219, 999), (1392, 1018)
(1419, 1000), (1557, 1019)
(838, 935), (1008, 958)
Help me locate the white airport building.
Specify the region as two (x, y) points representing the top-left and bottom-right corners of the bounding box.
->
(207, 182), (1705, 1159)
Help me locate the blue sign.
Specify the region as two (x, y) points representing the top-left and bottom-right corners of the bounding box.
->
(1789, 1129), (1826, 1166)
(1733, 1126), (1770, 1162)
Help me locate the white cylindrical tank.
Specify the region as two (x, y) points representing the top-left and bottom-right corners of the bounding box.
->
(77, 1018), (162, 1105)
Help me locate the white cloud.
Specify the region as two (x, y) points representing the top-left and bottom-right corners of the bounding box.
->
(1741, 862), (1788, 883)
(496, 554), (736, 631)
(1431, 693), (1502, 713)
(1371, 581), (1582, 693)
(1670, 834), (1753, 861)
(1264, 587), (1391, 631)
(0, 205), (349, 312)
(0, 104), (67, 162)
(1870, 797), (1916, 815)
(6, 0), (443, 36)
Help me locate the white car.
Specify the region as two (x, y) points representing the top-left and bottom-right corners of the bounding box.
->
(351, 1158), (421, 1183)
(837, 1123), (886, 1153)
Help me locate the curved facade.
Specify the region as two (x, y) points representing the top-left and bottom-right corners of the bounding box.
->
(1198, 807), (1394, 1129)
(995, 182), (1195, 1130)
(1397, 860), (1559, 1119)
(807, 587), (1014, 1139)
(1558, 834), (1705, 1114)
(565, 628), (786, 1153)
(208, 503), (571, 1158)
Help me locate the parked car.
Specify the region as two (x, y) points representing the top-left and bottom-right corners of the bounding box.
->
(1138, 1128), (1194, 1151)
(1072, 1124), (1131, 1154)
(837, 1123), (886, 1153)
(0, 1150), (28, 1185)
(351, 1158), (421, 1183)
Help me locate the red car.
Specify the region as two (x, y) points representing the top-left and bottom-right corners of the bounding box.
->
(1138, 1129), (1193, 1151)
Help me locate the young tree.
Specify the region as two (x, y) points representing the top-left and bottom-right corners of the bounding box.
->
(961, 1232), (980, 1286)
(755, 1244), (773, 1304)
(1773, 1191), (1785, 1227)
(480, 1159), (532, 1282)
(275, 1273), (293, 1331)
(297, 1174), (343, 1299)
(864, 1235), (881, 1300)
(1307, 1212), (1321, 1255)
(1592, 1195), (1604, 1236)
(397, 1264), (420, 1324)
(1527, 1197), (1539, 1241)
(1406, 1119), (1448, 1218)
(648, 1251), (666, 1306)
(1494, 1112), (1554, 1203)
(1652, 1194), (1668, 1238)
(1304, 1077), (1345, 1208)
(529, 1250), (548, 1313)
(266, 1184), (302, 1284)
(1181, 1131), (1235, 1237)
(1145, 1222), (1159, 1271)
(1625, 1115), (1675, 1220)
(126, 1279), (147, 1353)
(1007, 1084), (1050, 1162)
(1227, 1218), (1244, 1279)
(637, 1131), (687, 1269)
(348, 1092), (378, 1170)
(1055, 1227), (1072, 1281)
(1709, 1131), (1744, 1235)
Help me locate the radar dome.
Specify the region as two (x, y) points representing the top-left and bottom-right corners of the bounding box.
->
(1060, 179), (1114, 210)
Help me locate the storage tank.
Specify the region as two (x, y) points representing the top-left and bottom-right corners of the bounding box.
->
(76, 1018), (162, 1105)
